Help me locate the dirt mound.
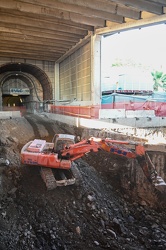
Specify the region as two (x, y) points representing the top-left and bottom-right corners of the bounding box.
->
(0, 114), (166, 250)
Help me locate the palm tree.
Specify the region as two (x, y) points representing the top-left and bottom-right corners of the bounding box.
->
(151, 71), (166, 92)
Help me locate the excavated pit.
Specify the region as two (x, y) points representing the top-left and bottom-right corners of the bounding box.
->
(0, 113), (166, 250)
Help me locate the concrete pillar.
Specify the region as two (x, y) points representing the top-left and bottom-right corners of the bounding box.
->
(91, 34), (102, 106)
(54, 63), (59, 102)
(0, 87), (2, 111)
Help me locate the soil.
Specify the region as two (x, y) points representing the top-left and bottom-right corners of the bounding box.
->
(0, 113), (166, 250)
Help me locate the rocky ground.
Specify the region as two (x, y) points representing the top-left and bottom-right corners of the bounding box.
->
(0, 113), (166, 250)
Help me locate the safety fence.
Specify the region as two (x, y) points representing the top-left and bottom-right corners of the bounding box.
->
(101, 93), (166, 117)
(3, 99), (166, 118)
(49, 105), (100, 119)
(49, 101), (166, 118)
(101, 101), (166, 117)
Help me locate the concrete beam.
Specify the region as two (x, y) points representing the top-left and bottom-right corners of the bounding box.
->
(0, 42), (65, 56)
(58, 0), (141, 20)
(17, 0), (123, 24)
(96, 13), (166, 36)
(0, 0), (105, 27)
(0, 26), (82, 44)
(0, 52), (59, 62)
(110, 0), (163, 14)
(0, 37), (72, 51)
(0, 12), (88, 36)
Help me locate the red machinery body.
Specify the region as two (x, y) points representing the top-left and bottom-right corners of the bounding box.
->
(21, 140), (71, 169)
(21, 136), (137, 169)
(21, 134), (166, 191)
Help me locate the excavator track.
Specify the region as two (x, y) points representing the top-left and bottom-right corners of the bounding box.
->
(40, 167), (57, 190)
(40, 166), (76, 190)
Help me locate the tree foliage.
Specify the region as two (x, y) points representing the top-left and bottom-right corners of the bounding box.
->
(151, 71), (166, 92)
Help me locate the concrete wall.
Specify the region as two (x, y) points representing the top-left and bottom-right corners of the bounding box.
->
(44, 112), (166, 143)
(0, 111), (21, 119)
(99, 109), (155, 119)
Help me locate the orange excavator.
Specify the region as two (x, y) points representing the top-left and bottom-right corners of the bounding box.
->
(21, 134), (166, 191)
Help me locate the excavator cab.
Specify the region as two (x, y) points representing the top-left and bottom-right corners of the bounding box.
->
(52, 134), (75, 152)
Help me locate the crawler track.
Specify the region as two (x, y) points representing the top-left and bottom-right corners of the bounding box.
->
(40, 167), (57, 190)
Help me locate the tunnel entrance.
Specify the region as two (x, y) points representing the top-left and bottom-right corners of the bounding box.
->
(3, 96), (24, 108)
(0, 62), (53, 112)
(2, 76), (30, 109)
(1, 72), (43, 112)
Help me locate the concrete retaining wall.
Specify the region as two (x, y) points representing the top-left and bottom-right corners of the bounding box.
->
(99, 109), (155, 119)
(45, 112), (166, 129)
(126, 110), (155, 118)
(44, 112), (166, 143)
(99, 109), (126, 119)
(0, 111), (21, 119)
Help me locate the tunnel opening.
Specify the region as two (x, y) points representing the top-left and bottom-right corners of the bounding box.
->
(0, 62), (53, 113)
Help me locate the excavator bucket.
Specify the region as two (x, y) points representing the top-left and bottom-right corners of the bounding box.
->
(136, 152), (166, 192)
(153, 176), (166, 192)
(146, 153), (166, 192)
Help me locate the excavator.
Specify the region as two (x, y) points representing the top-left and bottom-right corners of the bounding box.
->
(21, 134), (166, 191)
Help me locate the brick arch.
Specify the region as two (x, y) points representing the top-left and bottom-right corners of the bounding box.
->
(1, 72), (42, 102)
(0, 62), (53, 100)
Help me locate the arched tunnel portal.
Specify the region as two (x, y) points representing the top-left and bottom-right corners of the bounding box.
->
(0, 62), (53, 112)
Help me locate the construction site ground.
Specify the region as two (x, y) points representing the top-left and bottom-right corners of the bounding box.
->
(0, 113), (166, 250)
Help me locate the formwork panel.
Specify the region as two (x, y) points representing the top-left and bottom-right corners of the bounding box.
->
(59, 42), (91, 102)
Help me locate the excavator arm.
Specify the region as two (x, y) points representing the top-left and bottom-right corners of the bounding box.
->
(59, 139), (100, 161)
(59, 137), (166, 191)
